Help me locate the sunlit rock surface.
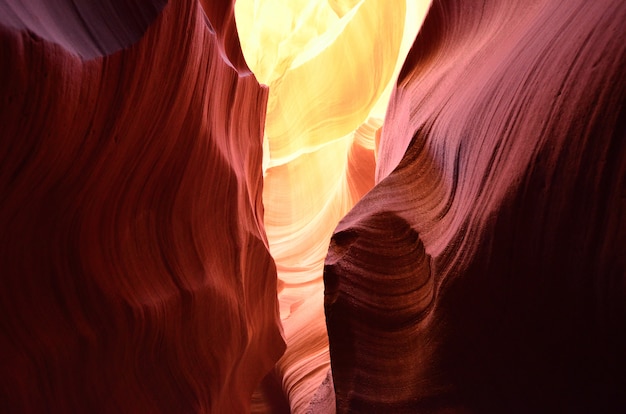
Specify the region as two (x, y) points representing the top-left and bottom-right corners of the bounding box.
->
(236, 1), (428, 412)
(325, 0), (626, 412)
(0, 0), (284, 412)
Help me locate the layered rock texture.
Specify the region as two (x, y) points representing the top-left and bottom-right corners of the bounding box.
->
(0, 0), (284, 412)
(325, 0), (626, 412)
(1, 0), (625, 412)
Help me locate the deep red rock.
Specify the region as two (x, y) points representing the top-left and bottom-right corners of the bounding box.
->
(325, 0), (626, 412)
(0, 0), (284, 412)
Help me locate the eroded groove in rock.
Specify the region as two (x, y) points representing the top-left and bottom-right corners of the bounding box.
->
(325, 0), (626, 411)
(0, 0), (284, 412)
(325, 212), (435, 412)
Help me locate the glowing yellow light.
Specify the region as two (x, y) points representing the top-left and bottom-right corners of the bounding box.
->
(235, 1), (431, 410)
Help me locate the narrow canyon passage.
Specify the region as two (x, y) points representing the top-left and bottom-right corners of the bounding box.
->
(0, 0), (624, 413)
(235, 1), (429, 411)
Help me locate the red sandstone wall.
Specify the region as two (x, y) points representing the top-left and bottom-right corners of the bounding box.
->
(0, 0), (284, 412)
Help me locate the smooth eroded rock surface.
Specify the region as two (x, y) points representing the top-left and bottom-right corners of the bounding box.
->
(0, 0), (284, 412)
(325, 0), (626, 412)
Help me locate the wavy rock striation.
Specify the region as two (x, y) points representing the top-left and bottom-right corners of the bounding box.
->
(325, 0), (626, 412)
(0, 0), (284, 412)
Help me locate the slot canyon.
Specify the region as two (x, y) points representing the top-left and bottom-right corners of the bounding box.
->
(0, 0), (624, 412)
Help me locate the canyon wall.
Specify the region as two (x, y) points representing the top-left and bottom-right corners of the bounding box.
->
(2, 0), (625, 412)
(325, 0), (626, 412)
(0, 0), (284, 412)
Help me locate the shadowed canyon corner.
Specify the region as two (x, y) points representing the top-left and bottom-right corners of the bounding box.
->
(0, 0), (624, 413)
